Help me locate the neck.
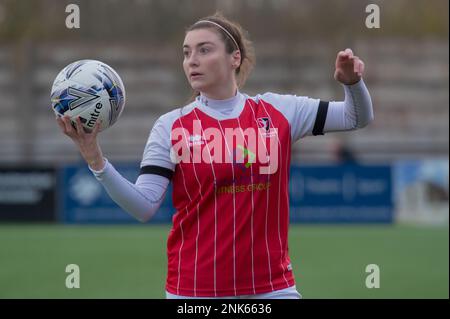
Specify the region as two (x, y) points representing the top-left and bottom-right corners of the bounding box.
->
(197, 90), (240, 108)
(200, 81), (238, 100)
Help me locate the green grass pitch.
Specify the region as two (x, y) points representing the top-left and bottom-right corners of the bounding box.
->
(0, 224), (447, 298)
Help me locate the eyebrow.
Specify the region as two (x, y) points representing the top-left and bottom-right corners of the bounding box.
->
(183, 41), (215, 49)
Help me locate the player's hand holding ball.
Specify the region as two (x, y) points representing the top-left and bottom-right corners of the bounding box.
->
(51, 60), (126, 170)
(334, 48), (365, 85)
(56, 115), (105, 170)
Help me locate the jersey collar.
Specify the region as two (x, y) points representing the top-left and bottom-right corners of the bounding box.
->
(195, 91), (246, 120)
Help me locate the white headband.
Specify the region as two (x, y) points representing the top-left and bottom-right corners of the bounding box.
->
(195, 20), (240, 51)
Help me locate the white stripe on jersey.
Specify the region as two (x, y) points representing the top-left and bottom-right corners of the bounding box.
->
(176, 150), (194, 295)
(178, 117), (203, 297)
(236, 116), (256, 295)
(193, 109), (219, 297)
(194, 205), (200, 297)
(177, 207), (188, 294)
(248, 103), (274, 291)
(216, 119), (238, 296)
(260, 99), (290, 287)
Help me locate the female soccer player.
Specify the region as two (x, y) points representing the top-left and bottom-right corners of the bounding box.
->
(56, 13), (373, 299)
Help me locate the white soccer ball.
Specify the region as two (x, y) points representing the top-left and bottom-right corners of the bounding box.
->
(51, 59), (126, 132)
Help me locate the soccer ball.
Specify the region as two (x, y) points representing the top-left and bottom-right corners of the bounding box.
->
(51, 59), (126, 132)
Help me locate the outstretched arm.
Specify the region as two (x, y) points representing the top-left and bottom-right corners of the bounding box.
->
(323, 48), (374, 132)
(257, 49), (373, 140)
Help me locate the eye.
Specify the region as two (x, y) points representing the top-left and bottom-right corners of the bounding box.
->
(183, 50), (189, 57)
(199, 47), (210, 54)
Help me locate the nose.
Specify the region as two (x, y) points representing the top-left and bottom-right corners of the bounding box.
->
(186, 52), (199, 68)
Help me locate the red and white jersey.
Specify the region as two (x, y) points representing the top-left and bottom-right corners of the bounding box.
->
(141, 91), (325, 297)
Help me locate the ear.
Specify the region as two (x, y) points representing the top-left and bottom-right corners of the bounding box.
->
(231, 50), (242, 69)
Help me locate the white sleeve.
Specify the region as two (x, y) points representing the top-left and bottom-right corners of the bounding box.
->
(89, 158), (170, 223)
(258, 92), (320, 141)
(258, 79), (373, 141)
(323, 79), (374, 132)
(141, 115), (176, 172)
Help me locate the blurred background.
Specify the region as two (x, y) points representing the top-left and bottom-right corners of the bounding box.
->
(0, 0), (448, 298)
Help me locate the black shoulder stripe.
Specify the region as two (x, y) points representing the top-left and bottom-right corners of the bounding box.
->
(139, 165), (174, 180)
(312, 100), (329, 136)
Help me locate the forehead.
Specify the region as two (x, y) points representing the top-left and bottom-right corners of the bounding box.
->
(183, 28), (222, 47)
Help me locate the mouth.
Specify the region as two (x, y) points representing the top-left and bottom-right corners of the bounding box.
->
(190, 72), (203, 79)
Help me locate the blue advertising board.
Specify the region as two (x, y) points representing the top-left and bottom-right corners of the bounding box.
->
(289, 164), (393, 223)
(60, 163), (392, 224)
(59, 163), (173, 223)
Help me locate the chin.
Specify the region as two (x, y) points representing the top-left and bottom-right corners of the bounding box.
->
(190, 83), (202, 91)
(190, 82), (208, 92)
